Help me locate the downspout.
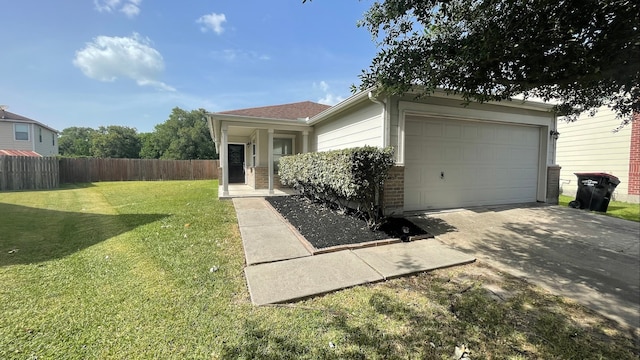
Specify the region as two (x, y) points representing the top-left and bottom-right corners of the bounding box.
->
(550, 114), (558, 165)
(368, 91), (389, 213)
(368, 91), (389, 147)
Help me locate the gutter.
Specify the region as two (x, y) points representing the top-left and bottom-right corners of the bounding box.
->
(307, 87), (376, 125)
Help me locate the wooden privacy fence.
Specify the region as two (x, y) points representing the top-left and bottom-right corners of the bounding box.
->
(59, 158), (219, 183)
(0, 156), (59, 191)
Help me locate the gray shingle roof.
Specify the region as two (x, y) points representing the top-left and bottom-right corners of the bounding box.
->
(0, 109), (59, 133)
(218, 101), (330, 120)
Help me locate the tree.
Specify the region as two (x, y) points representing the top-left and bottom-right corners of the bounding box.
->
(58, 127), (97, 157)
(142, 108), (217, 160)
(348, 0), (639, 124)
(139, 132), (161, 159)
(91, 126), (142, 158)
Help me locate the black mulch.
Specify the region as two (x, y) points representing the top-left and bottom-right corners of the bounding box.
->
(266, 195), (429, 249)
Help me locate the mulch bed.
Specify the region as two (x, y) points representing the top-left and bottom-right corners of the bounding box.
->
(266, 195), (430, 250)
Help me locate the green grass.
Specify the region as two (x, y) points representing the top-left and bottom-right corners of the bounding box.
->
(1, 181), (638, 359)
(559, 194), (640, 222)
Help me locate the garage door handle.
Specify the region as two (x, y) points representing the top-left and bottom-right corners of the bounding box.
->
(440, 171), (444, 179)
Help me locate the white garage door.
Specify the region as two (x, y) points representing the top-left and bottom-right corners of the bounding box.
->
(404, 116), (541, 211)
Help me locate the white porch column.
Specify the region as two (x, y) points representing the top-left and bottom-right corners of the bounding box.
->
(302, 131), (309, 153)
(221, 127), (229, 196)
(267, 129), (274, 194)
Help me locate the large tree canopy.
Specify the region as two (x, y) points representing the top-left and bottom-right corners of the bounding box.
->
(349, 0), (638, 123)
(91, 126), (142, 159)
(140, 108), (217, 160)
(58, 127), (97, 157)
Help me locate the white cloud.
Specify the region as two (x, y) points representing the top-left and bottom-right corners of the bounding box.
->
(94, 0), (120, 12)
(197, 13), (227, 35)
(210, 49), (270, 62)
(73, 33), (175, 91)
(318, 80), (329, 92)
(314, 81), (345, 105)
(120, 3), (140, 18)
(94, 0), (141, 18)
(318, 93), (345, 105)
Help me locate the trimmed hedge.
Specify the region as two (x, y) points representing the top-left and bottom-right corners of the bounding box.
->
(278, 146), (395, 227)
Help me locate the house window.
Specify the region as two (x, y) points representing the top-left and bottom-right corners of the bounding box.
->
(39, 128), (42, 142)
(273, 137), (294, 172)
(15, 124), (29, 141)
(52, 134), (55, 146)
(252, 141), (256, 167)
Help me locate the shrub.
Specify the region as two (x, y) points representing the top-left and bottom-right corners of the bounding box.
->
(278, 146), (395, 228)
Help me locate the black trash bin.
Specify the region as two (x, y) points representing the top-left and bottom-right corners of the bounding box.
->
(568, 172), (620, 212)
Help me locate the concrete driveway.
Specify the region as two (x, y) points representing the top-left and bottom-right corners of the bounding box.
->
(408, 203), (640, 331)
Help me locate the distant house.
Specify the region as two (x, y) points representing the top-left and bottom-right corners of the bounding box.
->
(0, 108), (59, 157)
(556, 109), (639, 204)
(207, 89), (560, 213)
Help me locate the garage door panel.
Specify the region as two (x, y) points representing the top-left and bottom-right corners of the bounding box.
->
(443, 146), (463, 162)
(444, 124), (462, 138)
(463, 126), (478, 140)
(404, 117), (540, 211)
(462, 144), (479, 162)
(404, 141), (423, 161)
(424, 122), (443, 137)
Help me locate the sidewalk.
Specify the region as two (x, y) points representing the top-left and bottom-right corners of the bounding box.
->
(233, 197), (476, 305)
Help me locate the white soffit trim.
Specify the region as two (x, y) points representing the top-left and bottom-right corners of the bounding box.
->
(307, 87), (376, 125)
(408, 88), (556, 112)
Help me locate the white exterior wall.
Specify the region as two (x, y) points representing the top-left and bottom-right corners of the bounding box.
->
(556, 108), (632, 201)
(314, 102), (383, 152)
(0, 122), (34, 151)
(33, 125), (59, 156)
(0, 121), (59, 156)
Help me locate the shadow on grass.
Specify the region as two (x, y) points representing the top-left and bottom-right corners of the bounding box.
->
(0, 203), (168, 266)
(58, 182), (97, 189)
(219, 279), (638, 359)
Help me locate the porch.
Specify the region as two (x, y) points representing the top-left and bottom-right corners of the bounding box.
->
(218, 184), (296, 199)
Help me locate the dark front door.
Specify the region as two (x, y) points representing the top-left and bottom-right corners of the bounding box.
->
(228, 144), (245, 184)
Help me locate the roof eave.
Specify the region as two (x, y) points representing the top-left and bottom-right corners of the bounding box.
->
(207, 112), (312, 126)
(405, 87), (557, 112)
(307, 87), (377, 125)
(0, 118), (60, 133)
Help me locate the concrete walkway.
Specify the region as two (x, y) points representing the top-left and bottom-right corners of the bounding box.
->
(233, 198), (476, 305)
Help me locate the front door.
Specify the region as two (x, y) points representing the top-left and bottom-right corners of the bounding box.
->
(227, 144), (245, 184)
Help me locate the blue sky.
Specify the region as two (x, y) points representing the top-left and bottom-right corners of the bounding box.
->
(1, 0), (378, 133)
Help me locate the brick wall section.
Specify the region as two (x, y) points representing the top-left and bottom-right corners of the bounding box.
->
(546, 165), (562, 204)
(273, 174), (290, 189)
(628, 112), (640, 195)
(252, 167), (269, 189)
(382, 166), (405, 215)
(247, 167), (289, 189)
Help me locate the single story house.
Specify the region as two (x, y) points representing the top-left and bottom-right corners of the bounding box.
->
(556, 109), (639, 203)
(0, 108), (59, 157)
(207, 89), (560, 213)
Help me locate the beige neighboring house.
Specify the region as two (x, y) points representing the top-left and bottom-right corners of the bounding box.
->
(556, 109), (640, 203)
(0, 108), (59, 157)
(208, 88), (561, 214)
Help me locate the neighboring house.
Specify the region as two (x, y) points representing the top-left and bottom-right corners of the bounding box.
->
(0, 109), (59, 156)
(556, 109), (639, 203)
(207, 89), (559, 213)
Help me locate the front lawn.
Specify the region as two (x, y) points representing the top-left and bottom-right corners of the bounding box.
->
(559, 194), (640, 222)
(1, 181), (637, 359)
